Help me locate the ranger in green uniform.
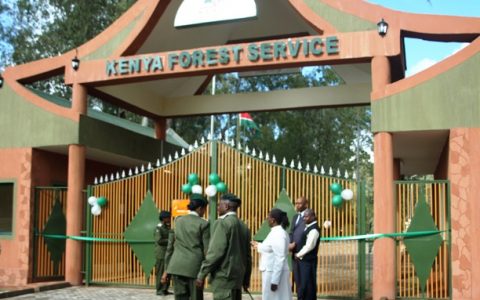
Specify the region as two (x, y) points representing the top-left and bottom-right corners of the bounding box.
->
(196, 193), (252, 300)
(165, 194), (210, 300)
(155, 210), (172, 296)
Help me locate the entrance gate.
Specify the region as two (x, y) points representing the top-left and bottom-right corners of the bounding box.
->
(86, 140), (366, 298)
(32, 187), (67, 282)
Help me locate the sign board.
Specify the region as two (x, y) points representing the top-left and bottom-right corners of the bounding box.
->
(172, 199), (190, 217)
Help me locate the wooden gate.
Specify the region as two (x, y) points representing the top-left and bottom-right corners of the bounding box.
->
(86, 140), (365, 297)
(32, 187), (67, 282)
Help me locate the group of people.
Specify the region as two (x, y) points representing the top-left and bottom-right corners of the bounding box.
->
(154, 194), (319, 300)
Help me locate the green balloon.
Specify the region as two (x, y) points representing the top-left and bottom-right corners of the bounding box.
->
(97, 196), (107, 207)
(216, 181), (227, 193)
(208, 173), (220, 185)
(182, 183), (192, 194)
(332, 195), (343, 207)
(187, 173), (199, 185)
(330, 182), (342, 195)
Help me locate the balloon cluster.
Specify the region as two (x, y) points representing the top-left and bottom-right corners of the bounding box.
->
(181, 173), (228, 197)
(330, 182), (354, 208)
(87, 196), (107, 216)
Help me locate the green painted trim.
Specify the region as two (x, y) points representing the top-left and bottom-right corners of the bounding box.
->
(85, 185), (93, 286)
(27, 87), (71, 108)
(357, 181), (366, 299)
(0, 84), (78, 148)
(0, 179), (17, 239)
(372, 52), (480, 132)
(83, 10), (145, 61)
(209, 141), (218, 232)
(446, 181), (452, 300)
(79, 115), (163, 162)
(303, 0), (376, 32)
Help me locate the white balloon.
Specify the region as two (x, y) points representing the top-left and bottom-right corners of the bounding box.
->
(192, 184), (203, 194)
(323, 220), (332, 229)
(205, 185), (217, 197)
(91, 204), (102, 216)
(87, 196), (98, 206)
(341, 189), (354, 201)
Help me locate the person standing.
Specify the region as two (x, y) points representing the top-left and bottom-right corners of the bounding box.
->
(155, 210), (173, 296)
(252, 208), (292, 300)
(196, 193), (252, 300)
(289, 196), (309, 293)
(164, 194), (210, 300)
(294, 209), (320, 300)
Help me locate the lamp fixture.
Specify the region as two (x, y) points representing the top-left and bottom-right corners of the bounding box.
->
(377, 18), (388, 37)
(71, 49), (80, 71)
(0, 74), (4, 88)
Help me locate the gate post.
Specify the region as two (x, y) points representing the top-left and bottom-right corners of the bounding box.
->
(65, 83), (87, 285)
(357, 180), (366, 299)
(372, 56), (395, 300)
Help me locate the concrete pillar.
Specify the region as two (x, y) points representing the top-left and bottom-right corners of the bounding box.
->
(371, 56), (396, 300)
(65, 83), (87, 285)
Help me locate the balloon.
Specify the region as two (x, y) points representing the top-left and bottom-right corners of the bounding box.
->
(332, 195), (343, 207)
(91, 204), (102, 216)
(323, 220), (332, 229)
(182, 183), (192, 194)
(330, 182), (342, 195)
(192, 184), (203, 194)
(205, 185), (217, 197)
(87, 196), (97, 206)
(341, 189), (354, 201)
(208, 173), (220, 185)
(188, 173), (199, 185)
(97, 196), (107, 207)
(216, 181), (227, 193)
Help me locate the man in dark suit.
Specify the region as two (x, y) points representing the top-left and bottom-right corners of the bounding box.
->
(289, 196), (308, 295)
(294, 209), (320, 300)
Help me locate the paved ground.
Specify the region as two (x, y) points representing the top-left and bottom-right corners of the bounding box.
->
(3, 286), (265, 299)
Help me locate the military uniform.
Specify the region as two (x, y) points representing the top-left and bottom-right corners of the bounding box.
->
(197, 212), (252, 300)
(165, 212), (210, 300)
(155, 219), (172, 295)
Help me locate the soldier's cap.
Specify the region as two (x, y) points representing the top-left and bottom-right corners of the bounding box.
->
(159, 210), (171, 220)
(220, 193), (241, 204)
(190, 193), (208, 205)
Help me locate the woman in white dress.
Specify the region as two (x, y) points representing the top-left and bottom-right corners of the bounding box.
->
(252, 208), (292, 300)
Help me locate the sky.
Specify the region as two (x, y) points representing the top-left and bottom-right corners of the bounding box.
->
(367, 0), (480, 76)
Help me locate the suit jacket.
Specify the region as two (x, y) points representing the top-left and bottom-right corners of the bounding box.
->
(165, 213), (210, 278)
(290, 212), (306, 253)
(197, 213), (252, 290)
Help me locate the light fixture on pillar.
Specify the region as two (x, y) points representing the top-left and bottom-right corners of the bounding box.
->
(377, 18), (388, 37)
(0, 73), (3, 88)
(71, 49), (80, 71)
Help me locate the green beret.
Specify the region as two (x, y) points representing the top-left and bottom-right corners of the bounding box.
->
(220, 193), (241, 204)
(190, 193), (207, 205)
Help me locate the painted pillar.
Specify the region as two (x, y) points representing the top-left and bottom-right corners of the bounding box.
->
(65, 83), (87, 285)
(154, 117), (167, 140)
(371, 56), (396, 300)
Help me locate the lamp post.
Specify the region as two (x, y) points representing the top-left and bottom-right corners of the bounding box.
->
(377, 18), (388, 37)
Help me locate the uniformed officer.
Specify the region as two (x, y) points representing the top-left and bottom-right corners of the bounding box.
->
(155, 210), (172, 296)
(165, 194), (210, 300)
(196, 193), (252, 300)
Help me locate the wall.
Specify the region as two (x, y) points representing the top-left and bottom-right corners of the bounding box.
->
(0, 148), (33, 287)
(449, 128), (480, 300)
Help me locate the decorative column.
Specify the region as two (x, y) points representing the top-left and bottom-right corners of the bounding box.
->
(372, 56), (396, 300)
(65, 83), (87, 285)
(154, 117), (167, 140)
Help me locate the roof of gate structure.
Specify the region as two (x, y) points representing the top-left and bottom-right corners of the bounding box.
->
(2, 0), (480, 175)
(5, 0), (479, 118)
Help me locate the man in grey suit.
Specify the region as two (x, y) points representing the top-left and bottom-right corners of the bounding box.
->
(288, 196), (308, 297)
